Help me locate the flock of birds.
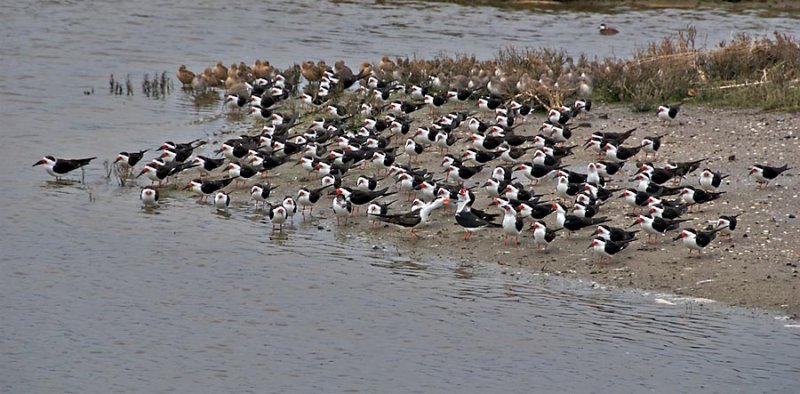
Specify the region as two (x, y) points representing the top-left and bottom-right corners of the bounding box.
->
(33, 56), (793, 263)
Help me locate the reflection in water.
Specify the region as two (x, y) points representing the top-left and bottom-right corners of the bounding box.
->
(1, 0), (799, 392)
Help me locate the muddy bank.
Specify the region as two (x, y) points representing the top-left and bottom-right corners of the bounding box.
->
(239, 104), (799, 317)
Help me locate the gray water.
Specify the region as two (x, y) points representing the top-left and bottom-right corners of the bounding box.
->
(2, 0), (800, 392)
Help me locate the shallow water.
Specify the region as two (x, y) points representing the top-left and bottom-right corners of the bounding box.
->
(2, 0), (799, 392)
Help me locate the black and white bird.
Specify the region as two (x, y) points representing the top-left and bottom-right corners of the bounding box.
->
(332, 194), (353, 225)
(715, 214), (740, 239)
(455, 197), (501, 241)
(589, 238), (635, 264)
(531, 221), (560, 251)
(657, 104), (680, 124)
(640, 135), (664, 160)
(296, 185), (331, 216)
(140, 186), (159, 208)
(367, 200), (396, 228)
(749, 164), (790, 188)
(267, 203), (288, 232)
(251, 183), (279, 209)
(698, 169), (728, 191)
(494, 200), (524, 247)
(674, 228), (721, 256)
(187, 177), (237, 202)
(213, 191), (231, 212)
(679, 186), (725, 209)
(630, 214), (689, 243)
(33, 155), (96, 181)
(593, 225), (638, 243)
(114, 149), (148, 173)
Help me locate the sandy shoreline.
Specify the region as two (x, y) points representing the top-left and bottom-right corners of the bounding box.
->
(216, 103), (799, 317)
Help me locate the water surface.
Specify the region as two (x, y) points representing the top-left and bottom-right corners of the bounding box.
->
(1, 1), (799, 392)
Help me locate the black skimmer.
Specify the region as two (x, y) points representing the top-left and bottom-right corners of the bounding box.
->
(555, 169), (589, 185)
(586, 163), (605, 186)
(462, 148), (498, 165)
(370, 151), (396, 174)
(698, 169), (728, 191)
(192, 155), (225, 176)
(599, 23), (619, 35)
(505, 183), (540, 202)
(589, 238), (635, 264)
(388, 100), (426, 114)
(630, 214), (689, 243)
(572, 202), (602, 219)
(470, 133), (504, 152)
(33, 156), (96, 181)
(679, 187), (725, 210)
(114, 149), (148, 173)
(136, 160), (196, 186)
(336, 187), (396, 215)
(494, 200), (524, 246)
(477, 96), (503, 111)
(226, 162), (259, 185)
(434, 130), (459, 153)
(517, 201), (555, 221)
(640, 135), (664, 160)
(555, 176), (581, 202)
(282, 196), (297, 224)
(296, 185), (331, 216)
(636, 164), (679, 186)
(467, 117), (489, 134)
(424, 94), (448, 114)
(187, 177), (237, 202)
(213, 191), (231, 212)
(666, 159), (706, 180)
(632, 173), (682, 196)
(266, 203), (288, 232)
(649, 203), (689, 220)
(553, 202), (609, 237)
(455, 199), (501, 241)
(408, 84), (429, 100)
(619, 188), (653, 212)
(582, 183), (619, 202)
(482, 178), (507, 198)
(140, 186), (159, 208)
(367, 200), (396, 228)
(657, 104), (680, 124)
(516, 163), (558, 185)
(715, 214), (740, 239)
(158, 139), (205, 153)
(593, 225), (638, 243)
(547, 108), (571, 125)
(251, 183), (278, 209)
(224, 94), (248, 110)
(749, 164), (790, 188)
(595, 161), (624, 177)
(404, 138), (424, 164)
(604, 143), (641, 162)
(445, 163), (483, 184)
(374, 196), (448, 240)
(159, 147), (195, 163)
(587, 128), (637, 147)
(674, 228), (721, 256)
(457, 188), (500, 222)
(531, 221), (560, 251)
(356, 174), (383, 192)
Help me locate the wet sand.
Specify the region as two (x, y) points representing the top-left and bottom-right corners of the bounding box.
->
(228, 104), (799, 317)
